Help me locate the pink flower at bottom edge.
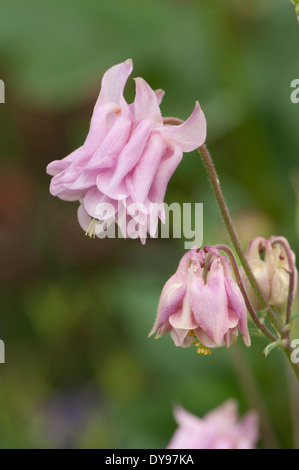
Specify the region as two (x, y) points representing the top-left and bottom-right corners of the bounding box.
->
(167, 400), (259, 449)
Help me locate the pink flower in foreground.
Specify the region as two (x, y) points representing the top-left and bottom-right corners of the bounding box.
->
(46, 59), (207, 242)
(167, 400), (259, 449)
(149, 246), (250, 353)
(240, 236), (298, 312)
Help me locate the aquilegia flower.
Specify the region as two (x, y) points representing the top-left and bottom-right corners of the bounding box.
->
(46, 59), (207, 243)
(240, 236), (298, 312)
(167, 400), (259, 449)
(149, 246), (250, 353)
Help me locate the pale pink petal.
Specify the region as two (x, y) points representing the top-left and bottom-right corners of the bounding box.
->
(167, 406), (206, 449)
(173, 406), (203, 430)
(189, 258), (229, 346)
(160, 101), (206, 152)
(55, 189), (87, 202)
(205, 400), (239, 426)
(96, 119), (152, 199)
(221, 256), (250, 346)
(167, 401), (259, 450)
(194, 328), (216, 348)
(224, 326), (238, 347)
(83, 103), (126, 155)
(147, 142), (183, 204)
(155, 89), (165, 105)
(46, 147), (81, 176)
(149, 250), (198, 337)
(95, 59), (133, 108)
(64, 171), (97, 191)
(84, 115), (132, 170)
(148, 279), (187, 337)
(246, 236), (266, 260)
(126, 132), (166, 203)
(84, 187), (118, 220)
(77, 203), (92, 231)
(131, 77), (162, 124)
(238, 411), (259, 449)
(169, 264), (203, 334)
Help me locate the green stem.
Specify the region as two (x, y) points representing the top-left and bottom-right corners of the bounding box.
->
(213, 244), (277, 342)
(271, 237), (296, 326)
(198, 144), (283, 335)
(198, 144), (299, 381)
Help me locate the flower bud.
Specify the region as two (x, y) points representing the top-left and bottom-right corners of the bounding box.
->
(240, 236), (298, 312)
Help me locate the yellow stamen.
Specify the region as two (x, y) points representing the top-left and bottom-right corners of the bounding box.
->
(187, 329), (211, 356)
(85, 217), (98, 239)
(188, 329), (196, 337)
(197, 345), (211, 355)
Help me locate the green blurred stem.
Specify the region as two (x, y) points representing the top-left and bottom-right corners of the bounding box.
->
(271, 237), (295, 326)
(198, 144), (299, 381)
(198, 144), (283, 334)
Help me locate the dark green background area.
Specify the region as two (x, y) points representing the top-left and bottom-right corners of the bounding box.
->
(0, 0), (298, 449)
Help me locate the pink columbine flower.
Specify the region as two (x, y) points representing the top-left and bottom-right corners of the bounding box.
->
(167, 400), (259, 449)
(240, 236), (298, 312)
(149, 246), (250, 353)
(46, 59), (207, 242)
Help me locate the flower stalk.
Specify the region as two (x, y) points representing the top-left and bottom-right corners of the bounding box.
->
(197, 143), (299, 381)
(198, 144), (284, 336)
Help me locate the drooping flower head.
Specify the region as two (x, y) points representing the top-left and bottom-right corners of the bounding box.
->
(149, 246), (250, 354)
(46, 59), (207, 243)
(167, 400), (259, 449)
(240, 236), (298, 313)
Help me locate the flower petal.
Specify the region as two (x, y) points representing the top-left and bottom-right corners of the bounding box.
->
(83, 102), (127, 156)
(155, 89), (165, 105)
(95, 59), (133, 108)
(149, 248), (200, 337)
(84, 187), (118, 220)
(189, 258), (229, 346)
(46, 147), (82, 176)
(148, 279), (187, 337)
(96, 119), (152, 199)
(147, 142), (183, 204)
(160, 101), (207, 152)
(131, 77), (163, 124)
(84, 114), (132, 170)
(221, 256), (250, 347)
(126, 132), (166, 203)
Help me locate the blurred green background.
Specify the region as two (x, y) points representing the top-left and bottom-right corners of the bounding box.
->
(0, 0), (299, 449)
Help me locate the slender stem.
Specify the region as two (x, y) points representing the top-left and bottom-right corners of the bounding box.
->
(163, 117), (184, 126)
(284, 343), (299, 382)
(213, 244), (277, 342)
(286, 356), (299, 448)
(198, 144), (283, 335)
(271, 237), (296, 326)
(198, 144), (299, 381)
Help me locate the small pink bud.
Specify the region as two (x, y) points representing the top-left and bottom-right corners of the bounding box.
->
(240, 236), (298, 312)
(149, 246), (250, 353)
